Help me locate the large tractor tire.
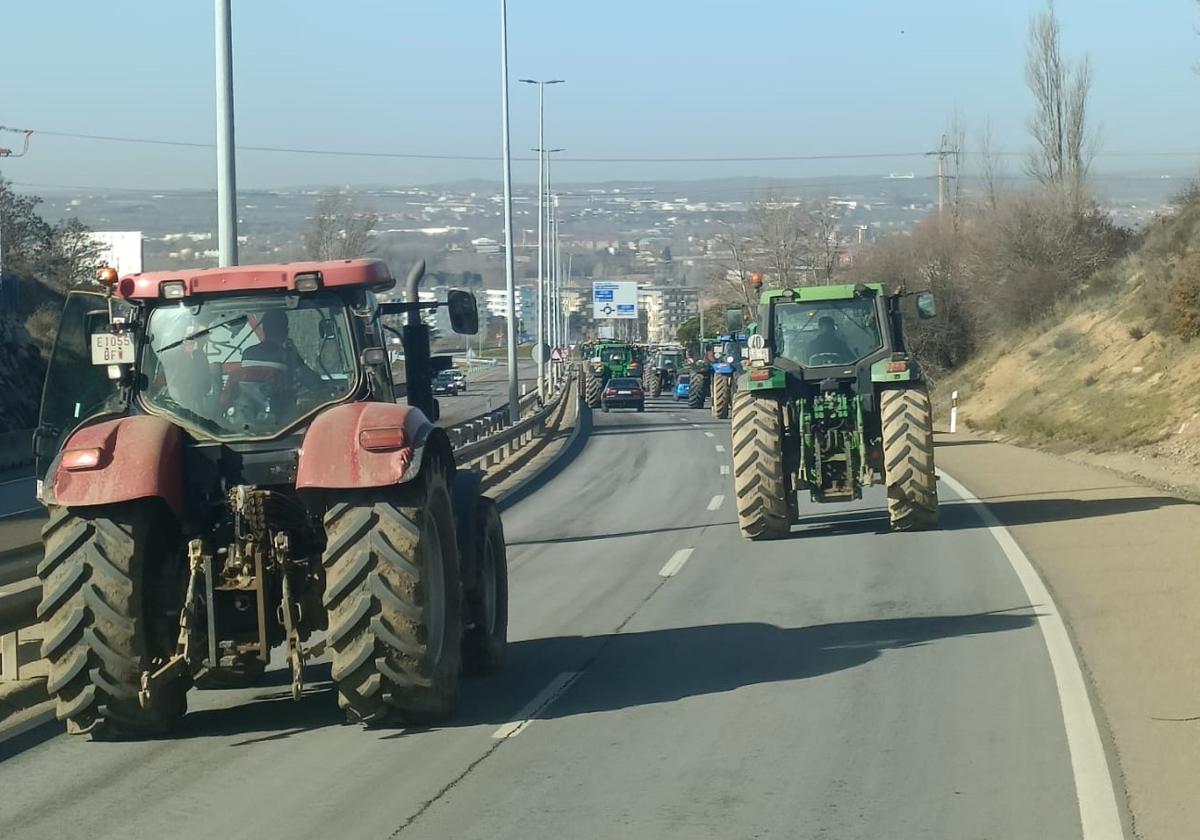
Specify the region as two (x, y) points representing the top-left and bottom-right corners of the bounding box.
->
(462, 497), (508, 675)
(323, 461), (463, 725)
(712, 374), (732, 419)
(881, 387), (939, 531)
(644, 369), (662, 398)
(38, 502), (187, 738)
(688, 372), (707, 409)
(584, 375), (603, 409)
(731, 389), (792, 540)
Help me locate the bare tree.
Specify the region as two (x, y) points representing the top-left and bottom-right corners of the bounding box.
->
(749, 196), (809, 287)
(977, 119), (1006, 211)
(302, 192), (379, 260)
(1025, 1), (1096, 204)
(806, 201), (841, 285)
(708, 225), (757, 307)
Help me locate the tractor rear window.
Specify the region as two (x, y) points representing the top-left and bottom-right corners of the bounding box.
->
(773, 299), (883, 367)
(139, 293), (357, 439)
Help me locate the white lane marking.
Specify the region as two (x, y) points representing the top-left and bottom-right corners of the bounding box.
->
(492, 671), (581, 740)
(719, 465), (730, 476)
(658, 548), (694, 578)
(704, 432), (715, 438)
(937, 470), (1124, 840)
(706, 494), (724, 511)
(714, 444), (726, 453)
(0, 705), (56, 746)
(691, 423), (702, 428)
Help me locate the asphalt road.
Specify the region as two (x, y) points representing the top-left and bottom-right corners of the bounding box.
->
(0, 396), (1086, 840)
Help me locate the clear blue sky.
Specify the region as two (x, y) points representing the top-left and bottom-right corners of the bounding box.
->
(0, 0), (1197, 189)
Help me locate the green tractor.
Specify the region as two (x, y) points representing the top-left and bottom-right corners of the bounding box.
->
(731, 283), (939, 539)
(643, 345), (685, 397)
(584, 341), (640, 408)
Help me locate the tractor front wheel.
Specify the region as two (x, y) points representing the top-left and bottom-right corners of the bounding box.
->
(712, 374), (731, 419)
(688, 372), (707, 409)
(462, 497), (508, 675)
(323, 461), (463, 725)
(731, 389), (792, 540)
(584, 375), (603, 409)
(38, 502), (188, 738)
(645, 369), (662, 398)
(881, 387), (939, 531)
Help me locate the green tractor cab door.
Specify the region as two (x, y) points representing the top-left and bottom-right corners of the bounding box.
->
(34, 291), (125, 483)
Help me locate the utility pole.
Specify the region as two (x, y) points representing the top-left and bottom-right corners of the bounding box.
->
(214, 0), (239, 266)
(498, 0), (520, 419)
(925, 134), (958, 218)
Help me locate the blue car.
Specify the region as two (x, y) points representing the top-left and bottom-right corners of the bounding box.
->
(674, 372), (691, 400)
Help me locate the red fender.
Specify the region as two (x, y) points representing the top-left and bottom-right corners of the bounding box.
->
(46, 415), (184, 514)
(296, 402), (435, 491)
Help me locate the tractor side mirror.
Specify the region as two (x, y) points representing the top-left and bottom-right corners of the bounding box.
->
(725, 307), (743, 334)
(447, 290), (479, 335)
(915, 291), (937, 320)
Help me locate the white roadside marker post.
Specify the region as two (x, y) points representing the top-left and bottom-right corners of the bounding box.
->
(950, 389), (959, 434)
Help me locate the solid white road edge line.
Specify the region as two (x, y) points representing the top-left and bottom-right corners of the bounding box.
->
(706, 494), (724, 511)
(719, 465), (730, 476)
(937, 469), (1124, 840)
(658, 548), (694, 578)
(491, 671), (582, 740)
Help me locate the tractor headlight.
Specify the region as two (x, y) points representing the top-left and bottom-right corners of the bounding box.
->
(160, 280), (186, 300)
(725, 355), (735, 363)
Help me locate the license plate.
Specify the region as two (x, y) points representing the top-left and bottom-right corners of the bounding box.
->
(91, 332), (136, 365)
(618, 390), (630, 394)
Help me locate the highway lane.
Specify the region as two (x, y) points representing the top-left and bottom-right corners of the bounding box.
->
(0, 396), (1086, 840)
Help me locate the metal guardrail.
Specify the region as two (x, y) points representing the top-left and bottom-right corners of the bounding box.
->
(0, 367), (576, 681)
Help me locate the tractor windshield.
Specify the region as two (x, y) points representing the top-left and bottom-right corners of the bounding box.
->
(140, 293), (357, 439)
(602, 348), (628, 364)
(773, 298), (882, 367)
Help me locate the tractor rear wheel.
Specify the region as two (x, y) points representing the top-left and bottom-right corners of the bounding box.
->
(462, 497), (508, 675)
(645, 369), (662, 397)
(584, 375), (603, 408)
(731, 389), (792, 540)
(323, 461), (463, 725)
(38, 502), (187, 738)
(881, 387), (939, 531)
(712, 374), (731, 419)
(688, 372), (707, 409)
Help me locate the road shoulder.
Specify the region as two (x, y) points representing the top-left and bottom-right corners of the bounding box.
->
(936, 431), (1200, 840)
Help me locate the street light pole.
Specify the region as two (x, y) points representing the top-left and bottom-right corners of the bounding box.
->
(499, 0), (520, 418)
(214, 0), (238, 267)
(518, 79), (564, 399)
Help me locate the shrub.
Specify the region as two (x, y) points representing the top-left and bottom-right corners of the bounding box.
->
(1166, 252), (1200, 340)
(1053, 329), (1083, 351)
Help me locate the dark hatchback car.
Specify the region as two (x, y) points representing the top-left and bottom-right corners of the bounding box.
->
(602, 377), (644, 412)
(433, 371), (460, 396)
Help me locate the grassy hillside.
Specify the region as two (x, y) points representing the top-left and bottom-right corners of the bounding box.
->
(945, 194), (1200, 492)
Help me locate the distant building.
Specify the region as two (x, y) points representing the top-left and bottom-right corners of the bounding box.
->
(483, 286), (535, 330)
(638, 285), (699, 344)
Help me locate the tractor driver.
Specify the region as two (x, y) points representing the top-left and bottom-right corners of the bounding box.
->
(805, 315), (854, 364)
(241, 309), (324, 396)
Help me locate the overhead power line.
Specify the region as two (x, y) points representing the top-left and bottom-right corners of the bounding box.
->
(11, 125), (1196, 165)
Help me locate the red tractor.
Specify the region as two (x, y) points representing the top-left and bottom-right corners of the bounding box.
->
(33, 259), (508, 737)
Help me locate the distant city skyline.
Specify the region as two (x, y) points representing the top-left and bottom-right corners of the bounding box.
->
(2, 1), (1198, 189)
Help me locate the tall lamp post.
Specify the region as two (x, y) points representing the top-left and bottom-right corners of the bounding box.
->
(214, 0), (238, 267)
(518, 78), (564, 400)
(498, 0), (520, 418)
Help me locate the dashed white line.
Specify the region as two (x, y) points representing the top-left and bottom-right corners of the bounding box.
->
(691, 423), (702, 428)
(704, 432), (715, 438)
(491, 671), (582, 740)
(658, 548), (694, 578)
(719, 465), (730, 476)
(714, 444), (726, 453)
(706, 494), (724, 511)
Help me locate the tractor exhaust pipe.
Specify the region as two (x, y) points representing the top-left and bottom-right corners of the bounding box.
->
(405, 259), (426, 327)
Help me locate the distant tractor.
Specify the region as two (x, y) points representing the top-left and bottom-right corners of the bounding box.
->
(584, 342), (639, 408)
(709, 329), (746, 420)
(643, 345), (685, 397)
(33, 259), (509, 737)
(731, 283), (940, 539)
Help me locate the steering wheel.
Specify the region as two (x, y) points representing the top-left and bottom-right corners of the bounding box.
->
(808, 352), (845, 366)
